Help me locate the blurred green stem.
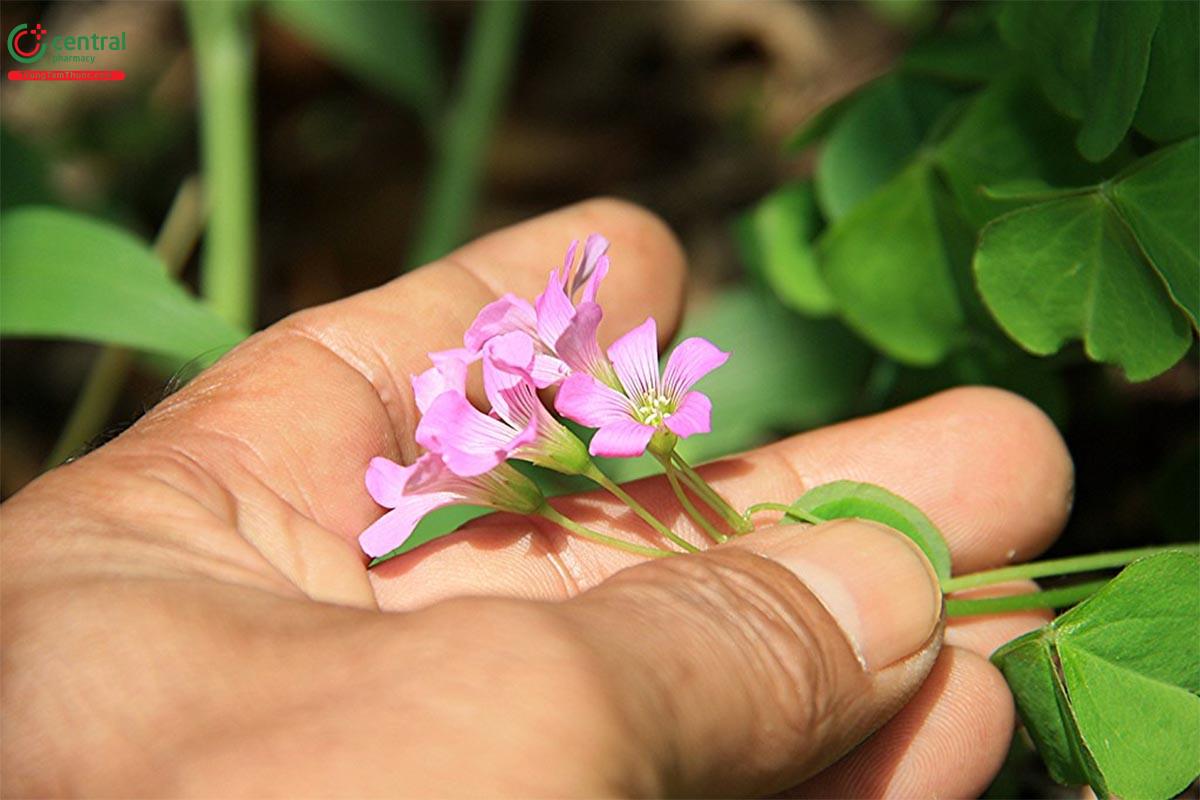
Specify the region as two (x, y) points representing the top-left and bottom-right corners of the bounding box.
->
(187, 0), (256, 329)
(46, 178), (206, 467)
(409, 0), (525, 266)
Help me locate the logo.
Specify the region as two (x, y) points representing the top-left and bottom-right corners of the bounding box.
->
(7, 23), (47, 64)
(5, 22), (127, 81)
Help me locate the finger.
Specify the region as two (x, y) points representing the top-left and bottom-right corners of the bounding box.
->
(791, 647), (1015, 799)
(560, 520), (944, 797)
(371, 386), (1073, 609)
(98, 199), (687, 541)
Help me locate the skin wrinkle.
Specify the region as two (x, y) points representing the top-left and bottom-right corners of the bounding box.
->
(137, 442), (324, 596)
(275, 320), (414, 465)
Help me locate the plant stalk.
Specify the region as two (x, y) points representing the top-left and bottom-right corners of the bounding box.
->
(187, 0), (256, 329)
(672, 453), (753, 534)
(408, 0), (524, 266)
(941, 544), (1199, 593)
(743, 501), (825, 526)
(945, 579), (1110, 618)
(584, 465), (699, 553)
(658, 456), (727, 544)
(538, 505), (676, 559)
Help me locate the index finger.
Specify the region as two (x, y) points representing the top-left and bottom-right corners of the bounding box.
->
(106, 198), (687, 538)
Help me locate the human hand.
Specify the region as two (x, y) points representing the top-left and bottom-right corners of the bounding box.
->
(1, 199), (1072, 797)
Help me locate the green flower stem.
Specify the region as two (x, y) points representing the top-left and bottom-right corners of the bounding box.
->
(658, 457), (727, 544)
(187, 0), (256, 329)
(583, 465), (700, 554)
(743, 501), (825, 526)
(945, 579), (1110, 618)
(537, 505), (676, 559)
(941, 544), (1199, 593)
(409, 0), (524, 265)
(671, 453), (753, 534)
(46, 177), (206, 468)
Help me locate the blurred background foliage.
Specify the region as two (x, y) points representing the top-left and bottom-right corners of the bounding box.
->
(1, 1), (1197, 795)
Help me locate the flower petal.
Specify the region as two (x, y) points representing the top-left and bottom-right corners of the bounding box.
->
(573, 233), (610, 298)
(359, 494), (456, 558)
(364, 456), (415, 508)
(412, 355), (469, 415)
(464, 294), (537, 352)
(530, 354), (570, 387)
(416, 391), (531, 477)
(589, 419), (656, 458)
(535, 270), (576, 348)
(608, 317), (660, 399)
(664, 391), (712, 438)
(555, 372), (634, 428)
(579, 255), (609, 304)
(661, 337), (729, 399)
(555, 302), (610, 378)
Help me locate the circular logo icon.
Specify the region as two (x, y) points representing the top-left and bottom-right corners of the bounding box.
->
(8, 23), (47, 64)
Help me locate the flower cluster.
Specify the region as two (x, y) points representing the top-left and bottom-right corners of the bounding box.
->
(360, 234), (732, 559)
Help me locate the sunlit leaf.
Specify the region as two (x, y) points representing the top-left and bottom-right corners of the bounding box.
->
(993, 551), (1200, 800)
(0, 208), (246, 360)
(818, 160), (974, 365)
(786, 480), (953, 581)
(735, 182), (834, 316)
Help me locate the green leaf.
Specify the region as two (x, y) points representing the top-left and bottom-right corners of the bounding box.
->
(900, 26), (1010, 84)
(0, 208), (246, 360)
(1134, 0), (1200, 142)
(367, 505), (492, 567)
(735, 182), (835, 316)
(934, 76), (1121, 226)
(995, 1), (1098, 120)
(787, 93), (856, 152)
(267, 0), (441, 119)
(786, 480), (952, 581)
(980, 180), (1092, 203)
(1108, 137), (1200, 328)
(973, 192), (1193, 381)
(814, 74), (959, 221)
(1075, 0), (1162, 162)
(993, 551), (1200, 799)
(818, 160), (974, 365)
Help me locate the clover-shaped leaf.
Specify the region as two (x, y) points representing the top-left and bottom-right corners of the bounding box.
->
(992, 551), (1200, 800)
(974, 137), (1198, 380)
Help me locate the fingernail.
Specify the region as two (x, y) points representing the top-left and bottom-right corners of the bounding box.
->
(752, 519), (942, 670)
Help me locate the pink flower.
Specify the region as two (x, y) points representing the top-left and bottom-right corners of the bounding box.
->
(555, 317), (729, 458)
(358, 454), (544, 558)
(414, 334), (591, 477)
(462, 234), (612, 386)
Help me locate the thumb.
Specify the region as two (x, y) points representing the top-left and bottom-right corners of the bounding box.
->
(562, 519), (944, 798)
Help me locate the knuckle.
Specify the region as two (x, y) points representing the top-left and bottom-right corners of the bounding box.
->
(606, 551), (843, 740)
